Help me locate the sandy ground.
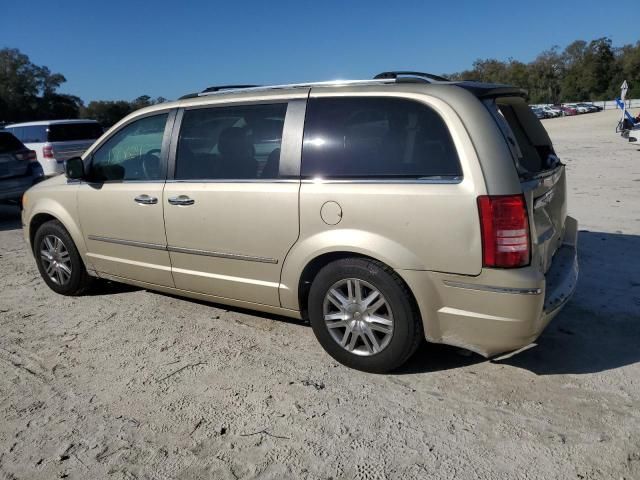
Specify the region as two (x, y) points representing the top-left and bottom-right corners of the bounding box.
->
(0, 109), (639, 480)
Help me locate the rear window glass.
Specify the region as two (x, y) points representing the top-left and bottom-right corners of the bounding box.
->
(47, 123), (103, 142)
(0, 132), (26, 153)
(490, 99), (558, 176)
(6, 125), (47, 143)
(302, 97), (462, 179)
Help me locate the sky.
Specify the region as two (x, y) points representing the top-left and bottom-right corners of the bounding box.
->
(2, 0), (637, 103)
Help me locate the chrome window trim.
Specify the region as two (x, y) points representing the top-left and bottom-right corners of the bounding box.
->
(300, 177), (462, 185)
(166, 179), (300, 184)
(443, 280), (542, 295)
(87, 235), (277, 264)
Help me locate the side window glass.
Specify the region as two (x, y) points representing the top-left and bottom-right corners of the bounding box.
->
(89, 113), (168, 182)
(301, 97), (462, 179)
(175, 103), (287, 180)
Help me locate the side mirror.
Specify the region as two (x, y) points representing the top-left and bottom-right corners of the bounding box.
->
(65, 157), (85, 180)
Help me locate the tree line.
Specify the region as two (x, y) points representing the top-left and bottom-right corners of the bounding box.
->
(1, 38), (639, 127)
(449, 37), (639, 104)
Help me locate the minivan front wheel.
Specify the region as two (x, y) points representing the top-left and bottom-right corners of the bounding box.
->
(34, 220), (92, 296)
(308, 258), (422, 373)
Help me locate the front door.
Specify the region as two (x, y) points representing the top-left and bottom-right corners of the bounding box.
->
(162, 100), (305, 306)
(77, 112), (175, 287)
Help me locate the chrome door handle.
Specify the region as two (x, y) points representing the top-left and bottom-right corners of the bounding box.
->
(168, 195), (195, 206)
(134, 194), (158, 205)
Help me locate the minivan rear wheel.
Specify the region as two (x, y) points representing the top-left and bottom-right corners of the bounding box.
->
(308, 258), (422, 373)
(34, 220), (92, 296)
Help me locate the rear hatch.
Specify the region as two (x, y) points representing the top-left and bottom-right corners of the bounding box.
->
(0, 132), (31, 179)
(484, 97), (567, 274)
(47, 122), (103, 162)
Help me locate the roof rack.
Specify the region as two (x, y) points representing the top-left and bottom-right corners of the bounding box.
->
(373, 71), (450, 82)
(178, 73), (452, 100)
(179, 84), (261, 100)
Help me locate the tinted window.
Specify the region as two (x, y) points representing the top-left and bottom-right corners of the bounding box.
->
(89, 114), (168, 182)
(6, 126), (47, 143)
(175, 103), (287, 180)
(0, 132), (26, 153)
(47, 123), (103, 142)
(302, 97), (461, 179)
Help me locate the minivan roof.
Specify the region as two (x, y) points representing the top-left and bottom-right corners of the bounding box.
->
(5, 119), (100, 128)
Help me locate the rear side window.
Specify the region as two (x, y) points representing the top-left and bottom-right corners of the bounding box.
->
(0, 132), (26, 153)
(302, 97), (461, 179)
(175, 103), (287, 180)
(7, 126), (46, 143)
(47, 123), (103, 142)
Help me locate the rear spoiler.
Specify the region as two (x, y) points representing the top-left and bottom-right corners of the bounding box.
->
(455, 81), (528, 99)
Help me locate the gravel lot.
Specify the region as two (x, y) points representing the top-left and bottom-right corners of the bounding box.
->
(1, 109), (639, 480)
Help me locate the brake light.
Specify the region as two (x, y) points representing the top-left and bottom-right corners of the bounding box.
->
(16, 150), (38, 163)
(43, 144), (54, 159)
(477, 194), (530, 268)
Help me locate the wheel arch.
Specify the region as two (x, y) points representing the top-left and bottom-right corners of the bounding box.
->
(290, 250), (421, 326)
(27, 199), (90, 268)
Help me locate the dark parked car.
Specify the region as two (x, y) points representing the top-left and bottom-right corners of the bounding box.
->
(0, 131), (44, 203)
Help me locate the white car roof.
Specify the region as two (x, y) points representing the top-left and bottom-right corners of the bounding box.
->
(5, 119), (99, 127)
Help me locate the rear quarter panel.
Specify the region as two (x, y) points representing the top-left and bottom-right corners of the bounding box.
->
(279, 91), (488, 311)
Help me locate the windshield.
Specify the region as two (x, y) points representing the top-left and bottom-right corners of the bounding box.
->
(47, 123), (103, 142)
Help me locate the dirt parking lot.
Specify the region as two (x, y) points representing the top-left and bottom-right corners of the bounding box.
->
(1, 109), (639, 480)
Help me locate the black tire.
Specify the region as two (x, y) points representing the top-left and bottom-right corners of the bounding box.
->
(308, 257), (423, 373)
(33, 220), (92, 296)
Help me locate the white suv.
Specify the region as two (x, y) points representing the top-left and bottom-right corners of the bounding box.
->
(4, 120), (103, 176)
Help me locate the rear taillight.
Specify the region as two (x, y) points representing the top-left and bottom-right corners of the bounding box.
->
(477, 194), (530, 268)
(43, 144), (54, 159)
(15, 150), (38, 163)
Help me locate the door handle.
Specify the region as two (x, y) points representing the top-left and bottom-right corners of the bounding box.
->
(134, 194), (158, 205)
(168, 195), (195, 206)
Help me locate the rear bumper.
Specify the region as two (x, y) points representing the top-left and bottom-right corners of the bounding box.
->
(398, 216), (579, 357)
(0, 165), (44, 202)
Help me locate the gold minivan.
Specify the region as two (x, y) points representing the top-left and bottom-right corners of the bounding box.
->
(22, 72), (578, 372)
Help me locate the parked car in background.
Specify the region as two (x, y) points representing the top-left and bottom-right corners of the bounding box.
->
(22, 72), (578, 373)
(531, 107), (546, 119)
(4, 120), (103, 176)
(559, 105), (578, 116)
(0, 131), (44, 203)
(565, 103), (589, 114)
(576, 103), (600, 113)
(541, 106), (562, 118)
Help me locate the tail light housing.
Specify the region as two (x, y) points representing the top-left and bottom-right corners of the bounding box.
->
(43, 144), (54, 159)
(15, 150), (38, 163)
(477, 194), (530, 268)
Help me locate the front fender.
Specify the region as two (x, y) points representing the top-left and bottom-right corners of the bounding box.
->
(279, 228), (426, 311)
(23, 185), (93, 271)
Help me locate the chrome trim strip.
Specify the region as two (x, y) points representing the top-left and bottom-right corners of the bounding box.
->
(300, 177), (462, 185)
(88, 235), (278, 264)
(168, 246), (278, 264)
(87, 235), (167, 251)
(443, 280), (542, 295)
(165, 179), (300, 184)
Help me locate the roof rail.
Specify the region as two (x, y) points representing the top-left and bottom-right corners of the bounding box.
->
(179, 84), (261, 100)
(201, 84), (260, 93)
(373, 71), (450, 82)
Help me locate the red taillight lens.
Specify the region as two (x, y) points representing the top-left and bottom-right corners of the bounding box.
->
(477, 194), (530, 268)
(43, 144), (54, 159)
(15, 150), (38, 163)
